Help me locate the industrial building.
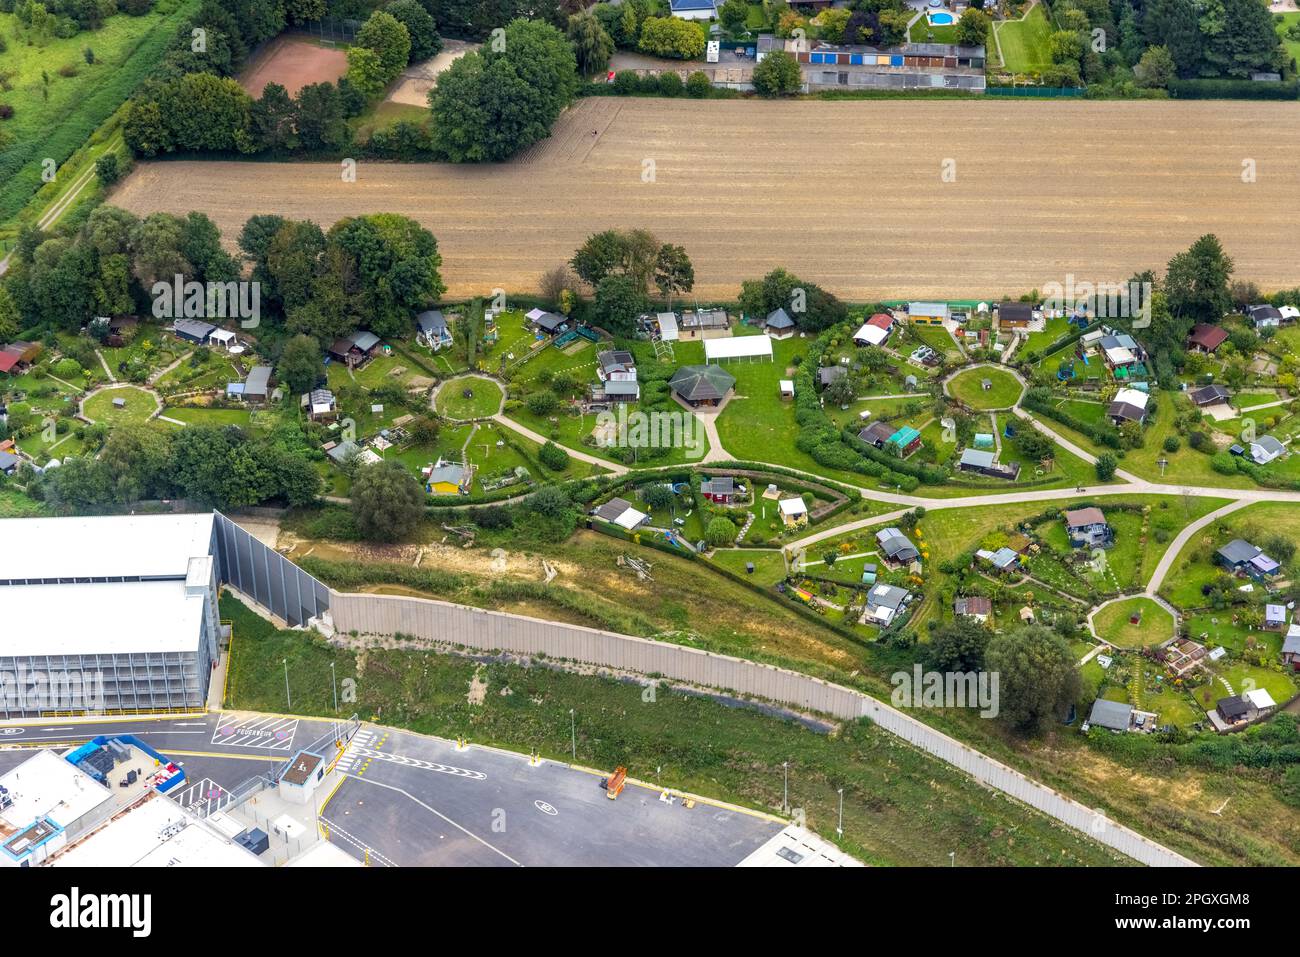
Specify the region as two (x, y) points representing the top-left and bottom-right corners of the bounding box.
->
(0, 511), (330, 717)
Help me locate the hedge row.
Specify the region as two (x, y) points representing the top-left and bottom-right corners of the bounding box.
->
(1021, 388), (1122, 449)
(1169, 79), (1300, 101)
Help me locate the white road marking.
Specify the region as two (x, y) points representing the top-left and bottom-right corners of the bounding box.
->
(346, 746), (485, 780)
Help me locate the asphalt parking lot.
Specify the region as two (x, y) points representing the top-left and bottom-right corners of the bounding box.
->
(321, 726), (782, 867)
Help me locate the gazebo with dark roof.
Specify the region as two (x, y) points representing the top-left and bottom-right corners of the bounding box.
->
(668, 364), (736, 407)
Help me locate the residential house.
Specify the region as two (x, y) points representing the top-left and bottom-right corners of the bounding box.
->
(876, 527), (919, 565)
(778, 497), (808, 527)
(173, 319), (217, 344)
(818, 365), (847, 389)
(699, 476), (735, 504)
(976, 547), (1021, 573)
(1264, 604), (1288, 631)
(851, 313), (893, 347)
(1282, 624), (1300, 671)
(242, 366), (273, 403)
(1246, 304), (1282, 330)
(593, 497), (649, 531)
(303, 389), (337, 421)
(329, 331), (382, 368)
(668, 0), (716, 19)
(1088, 699), (1134, 733)
(1215, 694), (1250, 726)
(1187, 324), (1228, 354)
(858, 420), (899, 448)
(996, 302), (1034, 328)
(1189, 384), (1230, 407)
(1243, 688), (1277, 720)
(668, 364), (736, 407)
(1215, 538), (1280, 579)
(884, 426), (922, 459)
(1249, 435), (1286, 465)
(764, 308), (795, 340)
(1099, 334), (1144, 371)
(416, 310), (453, 351)
(864, 583), (910, 627)
(525, 308), (568, 336)
(679, 309), (730, 340)
(597, 350), (637, 383)
(953, 596), (992, 623)
(425, 459), (471, 496)
(588, 379), (640, 404)
(958, 448), (1020, 481)
(1064, 507), (1113, 548)
(906, 302), (948, 325)
(1107, 387), (1149, 425)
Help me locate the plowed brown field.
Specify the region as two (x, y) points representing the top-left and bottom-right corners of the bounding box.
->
(111, 97), (1300, 300)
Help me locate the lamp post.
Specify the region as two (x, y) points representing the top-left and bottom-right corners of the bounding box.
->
(282, 658), (291, 709)
(836, 788), (844, 838)
(330, 661), (338, 714)
(569, 708), (576, 760)
(782, 761), (789, 815)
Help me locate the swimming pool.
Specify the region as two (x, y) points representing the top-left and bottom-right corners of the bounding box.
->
(929, 11), (954, 24)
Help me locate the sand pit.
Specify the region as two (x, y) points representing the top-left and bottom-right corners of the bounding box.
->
(386, 39), (481, 107)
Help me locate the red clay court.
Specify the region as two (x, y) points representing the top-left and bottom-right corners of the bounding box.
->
(240, 37), (348, 98)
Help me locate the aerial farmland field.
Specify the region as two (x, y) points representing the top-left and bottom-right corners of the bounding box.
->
(111, 97), (1300, 301)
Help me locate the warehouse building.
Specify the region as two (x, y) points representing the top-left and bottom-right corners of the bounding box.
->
(0, 513), (223, 717)
(0, 512), (330, 718)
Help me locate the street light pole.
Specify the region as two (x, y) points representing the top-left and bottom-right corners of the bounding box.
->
(569, 708), (576, 760)
(782, 761), (789, 815)
(330, 662), (338, 713)
(837, 788), (844, 838)
(282, 658), (291, 709)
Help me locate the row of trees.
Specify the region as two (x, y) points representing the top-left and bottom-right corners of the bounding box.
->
(1, 204), (445, 351)
(25, 423), (322, 511)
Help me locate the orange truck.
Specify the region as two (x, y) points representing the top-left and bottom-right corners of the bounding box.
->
(606, 766), (627, 800)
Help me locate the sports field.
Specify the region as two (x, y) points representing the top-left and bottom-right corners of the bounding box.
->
(112, 97), (1300, 300)
(239, 36), (348, 98)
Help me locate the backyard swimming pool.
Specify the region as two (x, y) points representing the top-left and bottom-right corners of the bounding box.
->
(929, 11), (954, 24)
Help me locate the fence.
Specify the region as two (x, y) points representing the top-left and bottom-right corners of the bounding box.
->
(327, 589), (1198, 867)
(986, 85), (1086, 97)
(214, 511), (330, 627)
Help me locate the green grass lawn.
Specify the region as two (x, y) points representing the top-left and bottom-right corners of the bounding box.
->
(1093, 597), (1176, 649)
(995, 2), (1053, 72)
(909, 19), (958, 43)
(1192, 661), (1297, 713)
(0, 1), (199, 232)
(0, 489), (47, 517)
(1160, 500), (1300, 612)
(1019, 316), (1071, 358)
(436, 375), (505, 420)
(947, 367), (1023, 410)
(161, 405), (255, 428)
(82, 385), (158, 425)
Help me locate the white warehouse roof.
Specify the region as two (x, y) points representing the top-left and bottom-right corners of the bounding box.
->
(4, 579), (206, 656)
(50, 793), (262, 868)
(705, 334), (774, 362)
(0, 513), (215, 581)
(0, 750), (113, 836)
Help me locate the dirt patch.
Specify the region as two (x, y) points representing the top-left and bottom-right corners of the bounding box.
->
(466, 665), (488, 705)
(385, 39), (480, 106)
(240, 36), (348, 98)
(116, 99), (1300, 299)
